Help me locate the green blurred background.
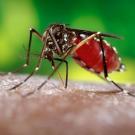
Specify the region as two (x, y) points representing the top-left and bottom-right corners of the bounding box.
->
(0, 0), (135, 83)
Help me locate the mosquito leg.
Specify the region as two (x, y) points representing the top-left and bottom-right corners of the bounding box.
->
(11, 28), (42, 74)
(51, 60), (64, 87)
(37, 59), (66, 90)
(21, 59), (64, 97)
(97, 34), (135, 97)
(24, 58), (68, 96)
(25, 28), (42, 65)
(54, 58), (68, 88)
(8, 59), (42, 91)
(8, 69), (38, 90)
(37, 47), (73, 90)
(8, 29), (47, 91)
(97, 34), (123, 88)
(0, 28), (42, 81)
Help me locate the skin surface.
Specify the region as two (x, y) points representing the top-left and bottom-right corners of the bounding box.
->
(0, 74), (135, 135)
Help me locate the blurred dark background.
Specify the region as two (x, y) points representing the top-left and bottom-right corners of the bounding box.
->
(0, 0), (135, 83)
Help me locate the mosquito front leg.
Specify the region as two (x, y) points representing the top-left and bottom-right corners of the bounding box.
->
(8, 30), (47, 91)
(0, 28), (42, 78)
(20, 28), (42, 71)
(10, 28), (42, 74)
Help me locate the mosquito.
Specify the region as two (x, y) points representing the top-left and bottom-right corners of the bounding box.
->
(5, 23), (134, 97)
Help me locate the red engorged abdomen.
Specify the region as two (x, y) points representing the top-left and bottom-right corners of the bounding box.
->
(72, 36), (121, 73)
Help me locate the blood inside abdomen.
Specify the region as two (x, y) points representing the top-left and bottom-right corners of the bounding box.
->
(72, 37), (121, 73)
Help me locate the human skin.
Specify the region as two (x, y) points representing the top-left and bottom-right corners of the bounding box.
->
(0, 74), (135, 135)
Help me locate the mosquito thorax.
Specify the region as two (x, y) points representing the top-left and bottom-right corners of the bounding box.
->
(42, 24), (75, 56)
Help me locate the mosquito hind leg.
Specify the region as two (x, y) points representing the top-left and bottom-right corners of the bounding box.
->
(97, 33), (135, 97)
